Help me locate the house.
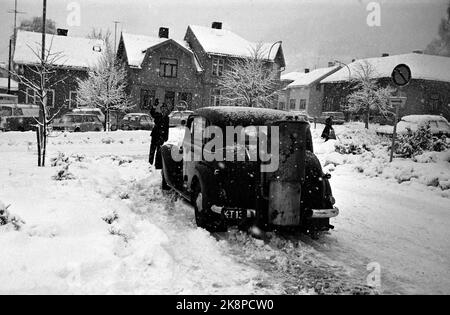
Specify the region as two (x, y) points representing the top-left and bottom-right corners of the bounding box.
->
(281, 66), (340, 117)
(320, 53), (450, 120)
(0, 63), (18, 95)
(119, 23), (286, 110)
(117, 28), (204, 111)
(13, 30), (104, 114)
(184, 23), (285, 108)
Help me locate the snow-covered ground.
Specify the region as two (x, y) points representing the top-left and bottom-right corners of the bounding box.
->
(0, 124), (449, 295)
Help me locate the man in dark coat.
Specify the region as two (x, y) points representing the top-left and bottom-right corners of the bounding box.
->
(149, 100), (172, 168)
(321, 116), (335, 142)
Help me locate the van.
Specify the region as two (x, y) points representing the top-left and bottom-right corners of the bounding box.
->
(0, 94), (39, 131)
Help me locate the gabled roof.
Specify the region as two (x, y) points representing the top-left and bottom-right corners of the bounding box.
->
(187, 25), (284, 65)
(281, 72), (306, 82)
(13, 30), (104, 69)
(321, 53), (450, 84)
(287, 66), (340, 88)
(120, 33), (202, 72)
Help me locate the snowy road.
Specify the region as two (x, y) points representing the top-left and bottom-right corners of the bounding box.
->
(1, 128), (449, 294)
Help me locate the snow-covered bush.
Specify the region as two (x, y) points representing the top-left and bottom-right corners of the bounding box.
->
(395, 124), (449, 158)
(52, 165), (76, 181)
(0, 202), (25, 231)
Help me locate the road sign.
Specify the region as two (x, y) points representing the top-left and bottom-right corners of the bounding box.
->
(391, 64), (412, 87)
(389, 96), (407, 109)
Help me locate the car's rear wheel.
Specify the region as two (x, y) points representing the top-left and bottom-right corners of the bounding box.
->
(192, 183), (226, 232)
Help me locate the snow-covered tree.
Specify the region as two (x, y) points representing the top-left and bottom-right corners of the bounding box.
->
(77, 40), (133, 131)
(13, 36), (67, 167)
(218, 44), (279, 108)
(343, 61), (395, 129)
(425, 1), (450, 57)
(19, 17), (57, 34)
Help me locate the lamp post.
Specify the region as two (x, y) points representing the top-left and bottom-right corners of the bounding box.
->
(334, 60), (352, 81)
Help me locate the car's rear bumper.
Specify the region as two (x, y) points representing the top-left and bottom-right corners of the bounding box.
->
(310, 207), (339, 219)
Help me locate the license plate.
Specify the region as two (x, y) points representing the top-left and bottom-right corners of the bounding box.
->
(223, 209), (245, 220)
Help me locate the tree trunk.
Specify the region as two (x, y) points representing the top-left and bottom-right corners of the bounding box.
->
(365, 104), (370, 129)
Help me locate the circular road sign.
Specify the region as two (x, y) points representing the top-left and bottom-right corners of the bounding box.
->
(391, 64), (412, 87)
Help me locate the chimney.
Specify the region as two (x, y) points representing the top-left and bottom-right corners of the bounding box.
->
(328, 61), (335, 67)
(158, 27), (169, 39)
(352, 59), (356, 62)
(382, 53), (389, 57)
(304, 68), (310, 73)
(57, 29), (68, 36)
(212, 22), (223, 30)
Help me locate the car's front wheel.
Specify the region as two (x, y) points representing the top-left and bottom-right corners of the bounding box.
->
(192, 183), (226, 232)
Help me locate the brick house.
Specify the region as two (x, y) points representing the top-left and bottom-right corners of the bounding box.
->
(184, 23), (286, 109)
(281, 66), (340, 117)
(119, 23), (286, 111)
(117, 28), (204, 111)
(320, 53), (450, 121)
(13, 30), (104, 115)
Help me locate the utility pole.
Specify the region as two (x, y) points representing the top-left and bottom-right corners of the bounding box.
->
(113, 21), (120, 52)
(7, 0), (26, 95)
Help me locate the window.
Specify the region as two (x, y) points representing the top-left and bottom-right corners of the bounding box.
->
(140, 89), (155, 109)
(26, 88), (36, 104)
(278, 102), (285, 110)
(160, 58), (178, 78)
(316, 84), (322, 91)
(212, 58), (224, 76)
(179, 92), (192, 108)
(289, 99), (296, 110)
(210, 88), (221, 106)
(0, 106), (13, 116)
(299, 99), (307, 110)
(45, 89), (55, 108)
(69, 91), (78, 108)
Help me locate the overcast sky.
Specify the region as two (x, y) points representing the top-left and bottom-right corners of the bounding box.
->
(0, 0), (448, 72)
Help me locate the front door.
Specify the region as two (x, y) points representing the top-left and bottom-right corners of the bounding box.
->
(165, 91), (176, 108)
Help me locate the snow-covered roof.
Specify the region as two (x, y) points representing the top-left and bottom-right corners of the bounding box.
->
(321, 53), (450, 84)
(287, 66), (340, 88)
(187, 25), (282, 62)
(121, 33), (202, 71)
(0, 78), (18, 91)
(13, 31), (105, 69)
(281, 72), (306, 82)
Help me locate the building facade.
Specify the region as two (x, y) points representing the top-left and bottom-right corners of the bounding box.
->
(117, 30), (204, 111)
(321, 53), (450, 121)
(13, 30), (104, 115)
(282, 66), (340, 117)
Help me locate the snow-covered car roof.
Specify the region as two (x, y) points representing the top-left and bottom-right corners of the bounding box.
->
(401, 115), (449, 124)
(321, 53), (450, 84)
(377, 115), (450, 135)
(14, 31), (105, 69)
(195, 106), (294, 127)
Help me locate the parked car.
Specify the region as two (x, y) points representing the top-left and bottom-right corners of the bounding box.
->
(0, 94), (39, 131)
(119, 113), (154, 130)
(52, 113), (104, 132)
(376, 115), (450, 137)
(316, 112), (346, 125)
(169, 110), (194, 127)
(287, 111), (313, 123)
(72, 108), (105, 124)
(160, 106), (339, 237)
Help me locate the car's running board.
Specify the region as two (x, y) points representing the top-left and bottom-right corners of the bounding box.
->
(167, 184), (191, 202)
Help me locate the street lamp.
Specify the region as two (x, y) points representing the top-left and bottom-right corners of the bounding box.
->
(334, 60), (352, 81)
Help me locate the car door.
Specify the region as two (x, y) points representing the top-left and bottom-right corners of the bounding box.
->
(184, 116), (207, 189)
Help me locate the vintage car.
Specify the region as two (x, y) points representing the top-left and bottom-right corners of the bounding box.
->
(52, 113), (104, 132)
(0, 94), (39, 132)
(160, 106), (339, 236)
(377, 115), (450, 137)
(169, 110), (194, 127)
(119, 113), (155, 131)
